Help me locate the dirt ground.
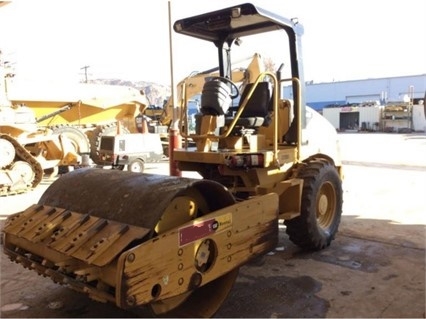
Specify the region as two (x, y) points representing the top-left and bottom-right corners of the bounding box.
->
(1, 133), (425, 318)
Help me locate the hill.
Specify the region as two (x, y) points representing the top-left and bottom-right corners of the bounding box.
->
(90, 78), (171, 107)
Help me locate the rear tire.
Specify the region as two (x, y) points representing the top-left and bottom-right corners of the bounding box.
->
(51, 124), (90, 154)
(285, 157), (342, 250)
(127, 158), (145, 173)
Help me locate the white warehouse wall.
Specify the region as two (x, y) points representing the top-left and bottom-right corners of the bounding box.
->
(322, 108), (340, 128)
(413, 105), (426, 131)
(359, 106), (382, 128)
(322, 106), (382, 131)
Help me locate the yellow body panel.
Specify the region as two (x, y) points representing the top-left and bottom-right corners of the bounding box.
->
(116, 193), (278, 308)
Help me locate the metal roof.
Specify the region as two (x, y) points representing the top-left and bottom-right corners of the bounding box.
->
(173, 3), (303, 45)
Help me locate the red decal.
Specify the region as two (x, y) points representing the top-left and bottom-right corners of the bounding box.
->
(179, 219), (219, 246)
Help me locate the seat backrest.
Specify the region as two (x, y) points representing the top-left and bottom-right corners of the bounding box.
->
(200, 79), (233, 115)
(238, 82), (272, 118)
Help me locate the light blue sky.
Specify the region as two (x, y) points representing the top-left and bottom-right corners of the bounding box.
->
(1, 0), (425, 85)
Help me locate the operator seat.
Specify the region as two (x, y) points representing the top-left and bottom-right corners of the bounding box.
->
(200, 79), (233, 116)
(225, 81), (273, 132)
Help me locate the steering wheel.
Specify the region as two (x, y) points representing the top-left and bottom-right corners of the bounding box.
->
(210, 76), (240, 99)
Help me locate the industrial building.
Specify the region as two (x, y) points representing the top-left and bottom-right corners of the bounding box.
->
(283, 74), (426, 132)
(289, 74), (426, 111)
(322, 103), (425, 133)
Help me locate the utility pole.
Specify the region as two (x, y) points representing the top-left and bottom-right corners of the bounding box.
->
(80, 65), (90, 83)
(168, 0), (182, 177)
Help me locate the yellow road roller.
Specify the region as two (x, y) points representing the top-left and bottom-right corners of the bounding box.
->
(2, 3), (343, 317)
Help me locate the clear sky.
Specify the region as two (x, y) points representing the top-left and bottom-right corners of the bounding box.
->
(1, 0), (425, 86)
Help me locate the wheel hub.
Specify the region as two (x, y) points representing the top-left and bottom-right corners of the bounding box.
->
(318, 194), (329, 216)
(316, 181), (337, 228)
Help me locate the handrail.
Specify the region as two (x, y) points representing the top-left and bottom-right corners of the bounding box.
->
(178, 73), (302, 163)
(178, 72), (278, 163)
(279, 77), (301, 161)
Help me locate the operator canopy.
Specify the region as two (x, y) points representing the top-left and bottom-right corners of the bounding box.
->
(173, 3), (304, 46)
(174, 2), (307, 133)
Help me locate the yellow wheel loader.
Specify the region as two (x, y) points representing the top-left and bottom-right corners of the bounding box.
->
(2, 3), (343, 317)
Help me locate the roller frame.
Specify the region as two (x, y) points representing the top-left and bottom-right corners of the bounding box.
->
(116, 192), (278, 309)
(2, 193), (278, 309)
